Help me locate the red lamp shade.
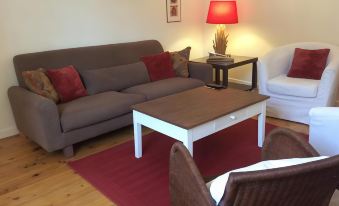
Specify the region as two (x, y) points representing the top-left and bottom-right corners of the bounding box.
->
(206, 1), (238, 24)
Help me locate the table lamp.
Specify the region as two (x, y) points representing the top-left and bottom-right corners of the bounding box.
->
(206, 1), (238, 56)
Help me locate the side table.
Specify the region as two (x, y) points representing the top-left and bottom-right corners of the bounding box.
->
(192, 56), (258, 90)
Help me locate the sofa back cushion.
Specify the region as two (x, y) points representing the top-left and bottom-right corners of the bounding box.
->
(13, 40), (163, 87)
(81, 62), (150, 95)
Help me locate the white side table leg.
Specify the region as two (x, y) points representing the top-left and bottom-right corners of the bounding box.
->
(183, 131), (193, 156)
(258, 101), (266, 147)
(133, 113), (142, 158)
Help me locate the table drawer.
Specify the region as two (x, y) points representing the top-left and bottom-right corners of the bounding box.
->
(191, 102), (265, 141)
(215, 109), (247, 131)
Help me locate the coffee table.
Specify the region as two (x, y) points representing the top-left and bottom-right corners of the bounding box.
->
(132, 87), (269, 158)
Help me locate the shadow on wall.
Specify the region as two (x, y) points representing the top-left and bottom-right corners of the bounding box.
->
(203, 21), (273, 57)
(169, 37), (204, 59)
(229, 27), (273, 57)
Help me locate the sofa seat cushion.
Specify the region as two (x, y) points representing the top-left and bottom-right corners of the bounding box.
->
(267, 75), (320, 98)
(58, 91), (145, 132)
(122, 77), (205, 100)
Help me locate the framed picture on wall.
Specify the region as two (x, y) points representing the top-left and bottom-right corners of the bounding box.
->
(166, 0), (181, 23)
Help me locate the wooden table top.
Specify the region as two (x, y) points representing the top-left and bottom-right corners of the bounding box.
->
(192, 56), (258, 69)
(132, 87), (269, 129)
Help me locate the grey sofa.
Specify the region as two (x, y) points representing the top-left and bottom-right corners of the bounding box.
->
(8, 40), (213, 157)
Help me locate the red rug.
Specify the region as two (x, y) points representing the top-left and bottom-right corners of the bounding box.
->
(69, 119), (278, 206)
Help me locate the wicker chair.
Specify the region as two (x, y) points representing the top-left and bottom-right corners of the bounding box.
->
(169, 128), (339, 206)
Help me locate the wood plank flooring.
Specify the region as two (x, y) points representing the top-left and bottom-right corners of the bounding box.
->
(0, 117), (337, 206)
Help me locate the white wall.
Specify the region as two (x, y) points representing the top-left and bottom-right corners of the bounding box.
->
(2, 0), (339, 138)
(0, 0), (206, 138)
(204, 0), (339, 84)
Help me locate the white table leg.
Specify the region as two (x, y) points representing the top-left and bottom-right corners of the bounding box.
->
(183, 131), (193, 156)
(258, 102), (266, 147)
(134, 119), (142, 158)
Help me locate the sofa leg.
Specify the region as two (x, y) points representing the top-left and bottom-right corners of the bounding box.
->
(63, 145), (74, 158)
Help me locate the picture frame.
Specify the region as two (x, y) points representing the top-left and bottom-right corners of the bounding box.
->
(166, 0), (181, 23)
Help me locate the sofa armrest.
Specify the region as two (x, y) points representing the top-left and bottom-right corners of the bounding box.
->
(8, 86), (63, 152)
(317, 60), (339, 105)
(170, 142), (215, 206)
(257, 48), (291, 94)
(309, 107), (339, 156)
(188, 62), (213, 84)
(262, 128), (319, 161)
(259, 47), (292, 79)
(309, 107), (339, 119)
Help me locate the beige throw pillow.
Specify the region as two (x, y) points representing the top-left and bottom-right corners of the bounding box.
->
(170, 52), (189, 78)
(170, 46), (191, 78)
(22, 68), (60, 103)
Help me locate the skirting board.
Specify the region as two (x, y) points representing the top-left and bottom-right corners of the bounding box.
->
(228, 77), (251, 86)
(0, 127), (19, 139)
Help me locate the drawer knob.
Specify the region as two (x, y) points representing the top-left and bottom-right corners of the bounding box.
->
(229, 115), (236, 120)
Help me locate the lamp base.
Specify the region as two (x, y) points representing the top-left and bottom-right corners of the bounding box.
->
(213, 24), (228, 55)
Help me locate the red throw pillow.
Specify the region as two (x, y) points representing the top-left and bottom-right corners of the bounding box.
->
(287, 48), (330, 80)
(46, 65), (87, 103)
(141, 52), (175, 81)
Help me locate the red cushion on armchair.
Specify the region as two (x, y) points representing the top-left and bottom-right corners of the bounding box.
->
(141, 52), (175, 81)
(287, 48), (330, 80)
(46, 65), (87, 103)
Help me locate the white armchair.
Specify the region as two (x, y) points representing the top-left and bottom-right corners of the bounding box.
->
(309, 107), (339, 156)
(258, 42), (339, 124)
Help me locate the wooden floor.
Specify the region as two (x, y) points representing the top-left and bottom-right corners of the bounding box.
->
(0, 117), (337, 206)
